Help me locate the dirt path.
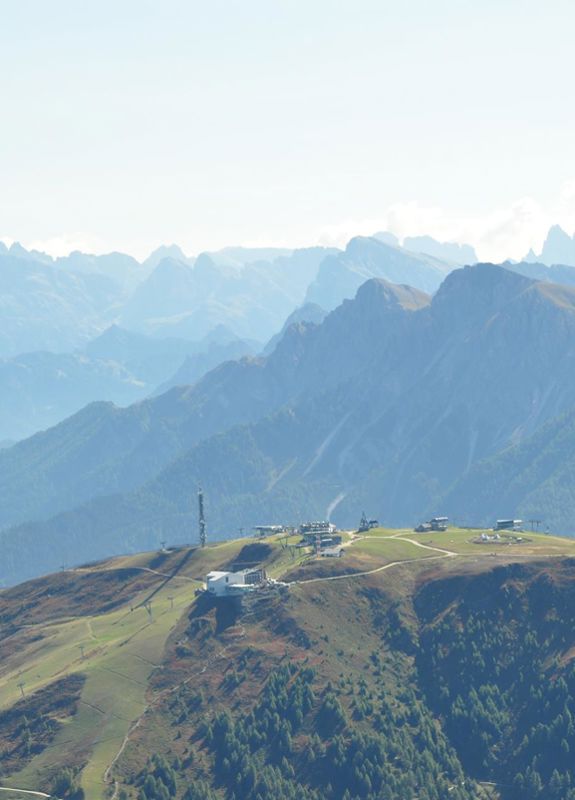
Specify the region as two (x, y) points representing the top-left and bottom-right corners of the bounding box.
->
(71, 564), (199, 584)
(295, 552), (451, 584)
(295, 533), (456, 585)
(356, 532), (457, 556)
(389, 533), (457, 557)
(0, 788), (61, 800)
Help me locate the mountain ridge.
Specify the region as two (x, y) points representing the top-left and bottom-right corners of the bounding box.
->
(5, 265), (575, 584)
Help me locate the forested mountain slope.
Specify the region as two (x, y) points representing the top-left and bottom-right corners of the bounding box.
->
(438, 404), (575, 530)
(2, 531), (575, 800)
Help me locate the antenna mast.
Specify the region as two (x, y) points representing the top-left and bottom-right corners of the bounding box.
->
(198, 487), (206, 547)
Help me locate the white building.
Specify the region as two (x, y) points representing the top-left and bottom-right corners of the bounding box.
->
(253, 525), (286, 536)
(299, 521), (336, 536)
(205, 568), (265, 597)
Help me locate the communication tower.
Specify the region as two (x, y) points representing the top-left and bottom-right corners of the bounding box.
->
(199, 487), (206, 548)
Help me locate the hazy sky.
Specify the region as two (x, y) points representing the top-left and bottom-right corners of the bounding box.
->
(1, 0), (574, 261)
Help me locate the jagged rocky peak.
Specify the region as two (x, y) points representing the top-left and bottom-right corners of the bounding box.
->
(8, 241), (36, 260)
(525, 224), (575, 267)
(143, 244), (192, 270)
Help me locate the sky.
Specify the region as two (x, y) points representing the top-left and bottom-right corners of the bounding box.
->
(1, 0), (574, 262)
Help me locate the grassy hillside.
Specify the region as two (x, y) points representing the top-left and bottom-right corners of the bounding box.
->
(2, 528), (575, 800)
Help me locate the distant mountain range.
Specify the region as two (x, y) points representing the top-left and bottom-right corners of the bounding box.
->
(374, 231), (478, 265)
(5, 226), (575, 585)
(0, 325), (258, 441)
(305, 236), (452, 310)
(5, 262), (575, 584)
(152, 335), (260, 396)
(0, 234), (472, 442)
(118, 247), (335, 342)
(506, 259), (575, 288)
(1, 233), (475, 361)
(0, 251), (123, 357)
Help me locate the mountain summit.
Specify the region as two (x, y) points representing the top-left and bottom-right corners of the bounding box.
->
(305, 236), (450, 311)
(525, 224), (575, 266)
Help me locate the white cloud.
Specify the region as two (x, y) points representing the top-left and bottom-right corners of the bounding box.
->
(26, 232), (110, 258)
(316, 217), (388, 249)
(10, 232), (161, 262)
(472, 198), (550, 262)
(4, 181), (575, 263)
(554, 180), (575, 233)
(315, 181), (575, 263)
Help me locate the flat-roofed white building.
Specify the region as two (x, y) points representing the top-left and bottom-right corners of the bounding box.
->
(206, 571), (232, 596)
(205, 568), (266, 597)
